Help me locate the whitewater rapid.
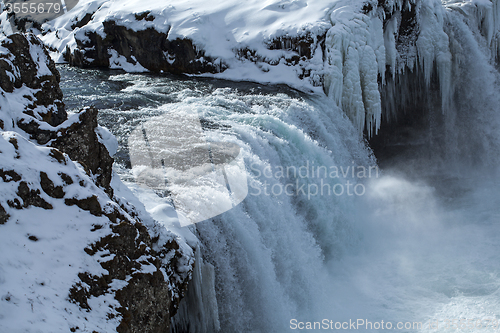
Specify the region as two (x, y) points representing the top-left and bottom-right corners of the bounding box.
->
(59, 56), (500, 332)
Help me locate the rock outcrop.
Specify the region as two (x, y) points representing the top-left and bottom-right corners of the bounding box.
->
(1, 33), (113, 193)
(0, 33), (66, 126)
(51, 106), (114, 195)
(66, 20), (219, 74)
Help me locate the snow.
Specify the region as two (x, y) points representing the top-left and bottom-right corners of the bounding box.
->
(108, 49), (147, 73)
(0, 124), (195, 331)
(28, 38), (54, 78)
(96, 125), (118, 156)
(110, 175), (196, 295)
(0, 11), (13, 39)
(0, 131), (122, 332)
(41, 0), (336, 58)
(0, 83), (74, 137)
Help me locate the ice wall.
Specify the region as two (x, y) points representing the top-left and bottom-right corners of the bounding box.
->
(323, 0), (500, 137)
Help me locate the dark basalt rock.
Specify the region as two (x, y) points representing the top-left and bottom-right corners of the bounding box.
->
(65, 195), (103, 217)
(267, 34), (316, 59)
(40, 171), (65, 198)
(51, 106), (114, 196)
(66, 20), (219, 74)
(69, 203), (182, 333)
(0, 169), (22, 182)
(362, 0), (419, 75)
(0, 204), (9, 224)
(134, 11), (155, 22)
(0, 33), (66, 126)
(8, 181), (53, 210)
(71, 12), (94, 30)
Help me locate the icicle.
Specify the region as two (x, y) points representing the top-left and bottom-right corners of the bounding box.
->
(415, 1), (452, 110)
(360, 44), (382, 137)
(384, 16), (399, 78)
(170, 246), (220, 333)
(324, 5), (384, 137)
(323, 0), (500, 136)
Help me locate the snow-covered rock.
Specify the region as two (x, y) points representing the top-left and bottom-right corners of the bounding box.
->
(0, 33), (66, 130)
(0, 33), (194, 332)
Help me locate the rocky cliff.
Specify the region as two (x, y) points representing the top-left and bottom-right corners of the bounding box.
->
(0, 33), (194, 332)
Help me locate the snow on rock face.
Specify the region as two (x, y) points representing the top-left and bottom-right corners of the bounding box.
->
(67, 20), (219, 74)
(38, 0), (336, 81)
(0, 130), (193, 332)
(0, 132), (122, 333)
(0, 33), (195, 332)
(0, 33), (66, 129)
(0, 34), (114, 193)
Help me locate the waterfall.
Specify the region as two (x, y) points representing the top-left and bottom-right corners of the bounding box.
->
(140, 89), (375, 332)
(166, 2), (500, 332)
(56, 1), (500, 330)
(171, 246), (220, 333)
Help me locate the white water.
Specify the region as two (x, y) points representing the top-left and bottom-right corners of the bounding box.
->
(171, 75), (500, 332)
(113, 86), (376, 331)
(106, 73), (500, 332)
(57, 4), (500, 328)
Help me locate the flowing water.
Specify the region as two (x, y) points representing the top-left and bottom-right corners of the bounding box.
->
(58, 57), (500, 332)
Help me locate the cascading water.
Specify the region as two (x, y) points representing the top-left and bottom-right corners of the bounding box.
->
(61, 71), (377, 330)
(57, 2), (500, 331)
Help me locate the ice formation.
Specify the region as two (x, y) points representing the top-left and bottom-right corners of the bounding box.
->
(323, 0), (500, 136)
